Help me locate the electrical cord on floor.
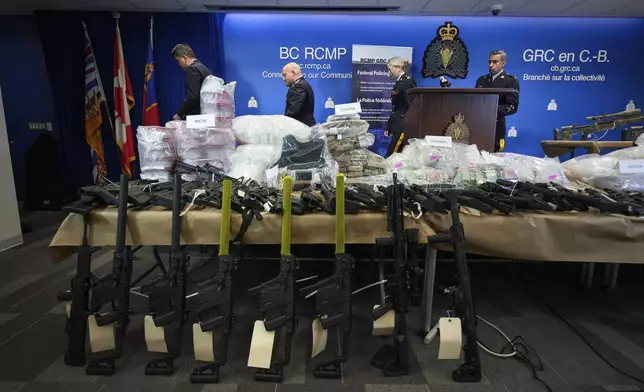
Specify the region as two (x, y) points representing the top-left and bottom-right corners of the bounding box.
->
(434, 281), (554, 390)
(476, 315), (553, 392)
(540, 298), (644, 385)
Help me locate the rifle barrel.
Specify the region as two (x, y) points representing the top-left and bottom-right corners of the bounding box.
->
(219, 179), (232, 256)
(281, 176), (293, 256)
(171, 174), (181, 249)
(115, 174), (129, 250)
(335, 174), (346, 254)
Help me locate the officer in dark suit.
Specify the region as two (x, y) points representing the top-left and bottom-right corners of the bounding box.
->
(385, 57), (417, 158)
(282, 62), (316, 127)
(171, 44), (213, 120)
(475, 50), (519, 152)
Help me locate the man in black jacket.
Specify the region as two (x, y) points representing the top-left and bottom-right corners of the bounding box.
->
(171, 44), (212, 120)
(282, 62), (315, 126)
(475, 50), (520, 152)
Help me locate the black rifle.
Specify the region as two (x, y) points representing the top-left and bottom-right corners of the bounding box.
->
(188, 179), (238, 383)
(320, 180), (360, 214)
(371, 173), (414, 376)
(57, 201), (96, 367)
(300, 173), (354, 379)
(142, 173), (189, 375)
(249, 175), (298, 382)
(85, 174), (134, 375)
(427, 191), (482, 382)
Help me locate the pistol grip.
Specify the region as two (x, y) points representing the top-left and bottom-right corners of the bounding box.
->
(373, 302), (393, 320)
(95, 312), (119, 326)
(320, 313), (343, 329)
(264, 316), (286, 331)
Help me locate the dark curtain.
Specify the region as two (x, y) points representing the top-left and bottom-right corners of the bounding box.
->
(34, 10), (224, 184)
(34, 11), (91, 195)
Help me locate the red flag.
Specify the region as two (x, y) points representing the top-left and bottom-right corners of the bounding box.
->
(113, 17), (136, 176)
(142, 15), (160, 126)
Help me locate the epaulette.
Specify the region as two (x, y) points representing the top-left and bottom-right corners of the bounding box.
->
(505, 73), (517, 79)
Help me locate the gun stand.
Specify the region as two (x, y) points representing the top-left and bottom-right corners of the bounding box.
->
(301, 173), (354, 380)
(370, 174), (416, 377)
(427, 191), (481, 383)
(249, 176), (298, 383)
(190, 179), (238, 384)
(143, 173), (189, 376)
(58, 203), (96, 367)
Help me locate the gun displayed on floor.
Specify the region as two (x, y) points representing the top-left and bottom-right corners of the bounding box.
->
(248, 176), (298, 382)
(85, 174), (134, 375)
(58, 192), (100, 368)
(427, 191), (481, 382)
(188, 179), (238, 383)
(371, 173), (415, 376)
(142, 173), (189, 375)
(301, 173), (354, 379)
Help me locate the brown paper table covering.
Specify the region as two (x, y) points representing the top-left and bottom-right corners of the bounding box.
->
(427, 211), (644, 264)
(49, 208), (644, 264)
(48, 208), (434, 262)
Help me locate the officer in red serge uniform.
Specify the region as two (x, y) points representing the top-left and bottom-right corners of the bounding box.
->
(385, 57), (417, 157)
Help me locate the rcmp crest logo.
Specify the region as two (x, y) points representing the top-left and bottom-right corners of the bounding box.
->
(422, 21), (469, 79)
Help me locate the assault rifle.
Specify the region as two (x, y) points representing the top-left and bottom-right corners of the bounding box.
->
(142, 173), (189, 375)
(371, 173), (423, 376)
(85, 174), (134, 375)
(554, 108), (644, 140)
(188, 179), (238, 383)
(300, 173), (354, 379)
(248, 176), (298, 382)
(427, 191), (482, 382)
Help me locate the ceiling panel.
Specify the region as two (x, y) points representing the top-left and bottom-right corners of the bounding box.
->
(514, 0), (587, 15)
(603, 0), (644, 15)
(560, 0), (634, 15)
(470, 0), (532, 14)
(82, 0), (137, 10)
(131, 0), (185, 10)
(422, 0), (477, 13)
(184, 0), (228, 10)
(328, 0), (378, 5)
(223, 0), (280, 4)
(277, 0), (328, 5)
(376, 0), (431, 12)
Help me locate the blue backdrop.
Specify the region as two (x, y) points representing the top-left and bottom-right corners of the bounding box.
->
(222, 14), (644, 157)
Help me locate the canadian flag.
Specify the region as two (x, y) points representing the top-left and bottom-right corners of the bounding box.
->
(113, 18), (136, 176)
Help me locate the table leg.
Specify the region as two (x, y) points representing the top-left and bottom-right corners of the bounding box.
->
(420, 246), (437, 334)
(609, 264), (620, 290)
(585, 262), (595, 289)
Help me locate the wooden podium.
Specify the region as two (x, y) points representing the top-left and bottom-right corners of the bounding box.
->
(403, 88), (516, 152)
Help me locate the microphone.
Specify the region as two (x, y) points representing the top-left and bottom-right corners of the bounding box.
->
(440, 76), (451, 88)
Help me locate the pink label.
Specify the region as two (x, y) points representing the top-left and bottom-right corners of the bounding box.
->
(429, 155), (439, 161)
(547, 174), (558, 180)
(394, 162), (404, 168)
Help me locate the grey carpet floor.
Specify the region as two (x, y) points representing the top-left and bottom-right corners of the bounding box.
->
(0, 210), (643, 392)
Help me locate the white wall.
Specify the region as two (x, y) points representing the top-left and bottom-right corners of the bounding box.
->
(0, 85), (23, 251)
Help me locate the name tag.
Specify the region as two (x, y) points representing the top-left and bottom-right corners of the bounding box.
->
(186, 114), (215, 128)
(424, 135), (453, 148)
(619, 159), (644, 174)
(335, 102), (362, 116)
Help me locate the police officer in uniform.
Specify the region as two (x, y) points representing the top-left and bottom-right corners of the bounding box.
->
(385, 57), (417, 157)
(475, 50), (519, 152)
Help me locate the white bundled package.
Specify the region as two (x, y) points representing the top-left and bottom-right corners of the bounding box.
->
(228, 144), (281, 184)
(173, 122), (236, 173)
(232, 115), (312, 145)
(136, 126), (177, 181)
(563, 134), (644, 190)
(200, 75), (236, 129)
